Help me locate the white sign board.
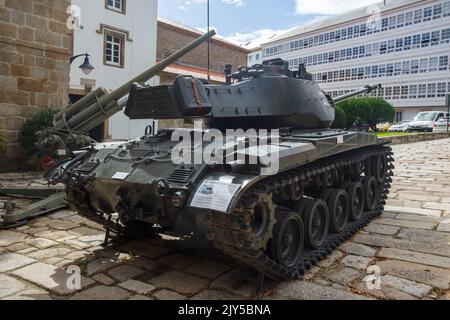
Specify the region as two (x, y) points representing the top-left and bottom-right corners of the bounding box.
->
(190, 180), (241, 213)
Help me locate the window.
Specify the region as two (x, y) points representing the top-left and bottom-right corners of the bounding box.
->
(421, 33), (430, 47)
(418, 84), (426, 98)
(380, 41), (387, 54)
(394, 62), (401, 76)
(444, 2), (450, 16)
(371, 65), (378, 78)
(404, 36), (412, 50)
(389, 16), (396, 29)
(396, 112), (403, 122)
(409, 85), (418, 99)
(379, 64), (386, 77)
(438, 83), (447, 97)
(366, 44), (372, 57)
(397, 14), (405, 27)
(386, 63), (394, 76)
(405, 12), (414, 25)
(423, 6), (432, 21)
(402, 61), (410, 75)
(442, 28), (450, 44)
(433, 4), (442, 19)
(106, 0), (126, 13)
(440, 56), (449, 70)
(431, 31), (440, 46)
(381, 18), (388, 31)
(387, 40), (395, 53)
(412, 34), (421, 49)
(104, 31), (125, 67)
(395, 38), (403, 52)
(411, 60), (419, 74)
(427, 83), (437, 98)
(359, 46), (365, 57)
(429, 57), (438, 72)
(385, 87), (392, 99)
(419, 58), (428, 73)
(414, 9), (422, 24)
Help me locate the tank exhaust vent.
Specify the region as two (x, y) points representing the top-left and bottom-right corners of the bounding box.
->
(167, 168), (195, 184)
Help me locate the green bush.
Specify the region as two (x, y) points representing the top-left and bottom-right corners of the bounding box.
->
(337, 97), (395, 131)
(332, 106), (347, 129)
(19, 109), (58, 157)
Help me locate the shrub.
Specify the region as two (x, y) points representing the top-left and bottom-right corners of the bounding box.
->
(19, 109), (58, 157)
(337, 97), (395, 131)
(332, 106), (347, 129)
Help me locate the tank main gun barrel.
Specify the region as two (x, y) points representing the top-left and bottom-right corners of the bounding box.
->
(53, 29), (217, 133)
(333, 84), (382, 104)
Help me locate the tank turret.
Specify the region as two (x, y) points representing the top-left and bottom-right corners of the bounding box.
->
(125, 58), (381, 131)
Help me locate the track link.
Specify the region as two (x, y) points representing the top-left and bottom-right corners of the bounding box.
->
(207, 145), (394, 280)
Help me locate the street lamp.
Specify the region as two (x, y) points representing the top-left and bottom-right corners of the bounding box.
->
(70, 53), (95, 75)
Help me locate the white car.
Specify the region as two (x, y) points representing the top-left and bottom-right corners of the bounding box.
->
(388, 121), (411, 132)
(433, 118), (450, 133)
(408, 112), (447, 133)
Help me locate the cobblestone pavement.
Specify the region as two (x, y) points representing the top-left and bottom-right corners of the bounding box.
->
(1, 138), (450, 300)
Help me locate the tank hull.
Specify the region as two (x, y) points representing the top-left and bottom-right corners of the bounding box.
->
(66, 128), (393, 279)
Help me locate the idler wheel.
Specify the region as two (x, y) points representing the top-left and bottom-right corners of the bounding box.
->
(270, 209), (305, 268)
(346, 182), (365, 221)
(362, 177), (379, 211)
(247, 193), (276, 250)
(371, 154), (388, 184)
(326, 189), (349, 233)
(295, 199), (329, 249)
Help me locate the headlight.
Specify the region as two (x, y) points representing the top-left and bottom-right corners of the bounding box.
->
(170, 191), (187, 209)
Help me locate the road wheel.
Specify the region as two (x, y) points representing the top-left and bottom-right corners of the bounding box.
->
(346, 182), (365, 221)
(362, 177), (379, 211)
(270, 208), (305, 268)
(296, 199), (329, 249)
(371, 154), (388, 184)
(326, 189), (349, 233)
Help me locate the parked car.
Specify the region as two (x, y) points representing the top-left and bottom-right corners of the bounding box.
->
(408, 112), (447, 133)
(433, 118), (450, 133)
(388, 121), (411, 132)
(377, 122), (391, 132)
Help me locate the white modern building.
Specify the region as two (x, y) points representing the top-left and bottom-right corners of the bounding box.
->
(248, 47), (263, 65)
(260, 0), (450, 122)
(69, 0), (158, 140)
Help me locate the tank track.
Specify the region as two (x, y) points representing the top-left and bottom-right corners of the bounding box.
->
(207, 145), (394, 280)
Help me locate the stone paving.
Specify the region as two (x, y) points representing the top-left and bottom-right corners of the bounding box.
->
(1, 138), (450, 300)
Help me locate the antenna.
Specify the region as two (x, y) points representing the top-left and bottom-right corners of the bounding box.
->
(207, 0), (211, 81)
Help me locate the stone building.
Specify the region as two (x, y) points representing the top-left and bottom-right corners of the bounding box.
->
(0, 0), (73, 171)
(157, 17), (249, 83)
(157, 17), (249, 128)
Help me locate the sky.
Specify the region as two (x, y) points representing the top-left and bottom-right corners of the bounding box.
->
(158, 0), (382, 49)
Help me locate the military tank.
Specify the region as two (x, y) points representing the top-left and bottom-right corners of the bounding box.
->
(63, 57), (394, 280)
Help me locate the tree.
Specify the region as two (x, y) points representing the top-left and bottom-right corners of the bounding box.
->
(332, 106), (347, 129)
(337, 97), (395, 131)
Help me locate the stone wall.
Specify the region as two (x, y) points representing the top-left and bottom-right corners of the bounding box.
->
(157, 20), (249, 73)
(0, 0), (72, 171)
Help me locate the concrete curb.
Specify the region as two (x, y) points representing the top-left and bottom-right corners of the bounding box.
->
(379, 132), (450, 145)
